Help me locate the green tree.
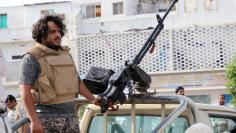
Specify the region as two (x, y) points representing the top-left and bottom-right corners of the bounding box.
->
(226, 56), (236, 106)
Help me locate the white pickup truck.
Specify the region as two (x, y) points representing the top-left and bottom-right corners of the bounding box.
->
(77, 94), (236, 133)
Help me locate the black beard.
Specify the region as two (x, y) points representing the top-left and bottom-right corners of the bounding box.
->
(45, 43), (61, 51)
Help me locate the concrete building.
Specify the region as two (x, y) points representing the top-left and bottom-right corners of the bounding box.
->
(1, 0), (236, 104)
(76, 0), (236, 35)
(0, 1), (78, 96)
(75, 0), (236, 104)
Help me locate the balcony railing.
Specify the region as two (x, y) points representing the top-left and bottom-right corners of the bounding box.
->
(77, 23), (236, 75)
(3, 60), (21, 85)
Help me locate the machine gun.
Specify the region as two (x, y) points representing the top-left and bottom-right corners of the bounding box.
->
(83, 0), (179, 113)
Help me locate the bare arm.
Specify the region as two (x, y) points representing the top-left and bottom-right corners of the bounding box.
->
(19, 84), (44, 133)
(79, 82), (95, 102)
(19, 84), (37, 122)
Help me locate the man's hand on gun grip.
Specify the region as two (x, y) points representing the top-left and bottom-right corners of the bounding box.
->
(92, 95), (101, 106)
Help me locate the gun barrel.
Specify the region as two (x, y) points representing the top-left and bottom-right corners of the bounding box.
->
(132, 0), (179, 65)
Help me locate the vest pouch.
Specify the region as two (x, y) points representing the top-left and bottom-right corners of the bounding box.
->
(30, 89), (39, 104)
(38, 76), (56, 103)
(46, 55), (78, 95)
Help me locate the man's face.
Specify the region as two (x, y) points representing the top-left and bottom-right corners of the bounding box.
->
(219, 95), (225, 105)
(42, 21), (62, 49)
(5, 100), (16, 110)
(177, 89), (185, 96)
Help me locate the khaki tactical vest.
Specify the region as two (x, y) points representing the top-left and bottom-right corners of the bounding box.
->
(27, 43), (79, 105)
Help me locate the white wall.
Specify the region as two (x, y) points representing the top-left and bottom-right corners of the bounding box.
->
(76, 0), (236, 35)
(0, 6), (25, 29)
(0, 6), (30, 41)
(0, 1), (79, 97)
(0, 1), (75, 41)
(0, 42), (33, 61)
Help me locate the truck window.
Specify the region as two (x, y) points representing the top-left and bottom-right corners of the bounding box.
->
(209, 115), (236, 133)
(88, 115), (189, 133)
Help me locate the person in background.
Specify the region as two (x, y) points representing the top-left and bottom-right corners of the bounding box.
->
(216, 94), (235, 108)
(175, 86), (185, 96)
(218, 94), (226, 105)
(5, 95), (29, 133)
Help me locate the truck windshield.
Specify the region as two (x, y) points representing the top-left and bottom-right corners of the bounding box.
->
(88, 115), (189, 133)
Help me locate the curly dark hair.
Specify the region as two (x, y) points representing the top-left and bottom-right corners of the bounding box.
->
(32, 15), (66, 43)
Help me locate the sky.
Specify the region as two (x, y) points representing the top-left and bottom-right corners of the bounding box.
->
(0, 0), (71, 7)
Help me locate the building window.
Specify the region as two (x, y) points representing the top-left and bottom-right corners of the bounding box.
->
(12, 55), (22, 60)
(40, 9), (65, 20)
(158, 0), (176, 12)
(0, 14), (7, 29)
(113, 2), (123, 15)
(41, 9), (55, 17)
(137, 0), (176, 14)
(205, 0), (217, 11)
(85, 4), (101, 19)
(185, 0), (197, 13)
